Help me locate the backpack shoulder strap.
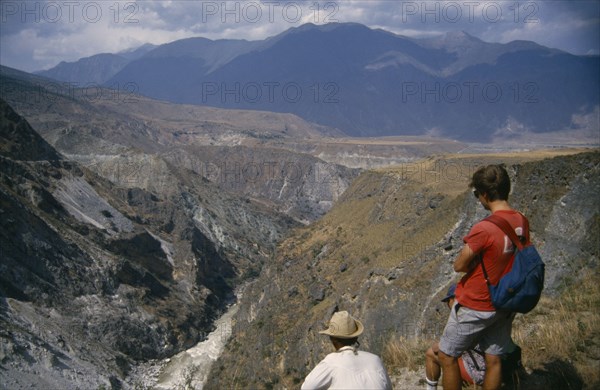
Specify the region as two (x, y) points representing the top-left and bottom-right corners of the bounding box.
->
(484, 214), (524, 251)
(480, 214), (524, 285)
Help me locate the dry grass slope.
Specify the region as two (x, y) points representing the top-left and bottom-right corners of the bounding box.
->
(513, 272), (600, 388)
(383, 271), (600, 389)
(205, 149), (598, 390)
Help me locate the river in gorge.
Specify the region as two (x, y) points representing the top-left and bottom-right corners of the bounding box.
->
(127, 300), (239, 389)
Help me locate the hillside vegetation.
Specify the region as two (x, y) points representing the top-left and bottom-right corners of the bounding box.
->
(206, 149), (599, 389)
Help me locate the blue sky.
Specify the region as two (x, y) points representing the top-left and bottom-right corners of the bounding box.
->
(1, 0), (599, 72)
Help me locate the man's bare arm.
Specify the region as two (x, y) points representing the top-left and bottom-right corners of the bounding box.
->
(453, 244), (477, 273)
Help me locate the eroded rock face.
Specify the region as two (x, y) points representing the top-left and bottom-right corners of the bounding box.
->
(1, 69), (364, 227)
(205, 151), (600, 389)
(0, 99), (297, 389)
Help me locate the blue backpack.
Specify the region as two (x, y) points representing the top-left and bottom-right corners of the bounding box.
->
(480, 214), (545, 313)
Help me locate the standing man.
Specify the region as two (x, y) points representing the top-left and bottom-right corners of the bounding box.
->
(438, 164), (529, 390)
(301, 311), (392, 390)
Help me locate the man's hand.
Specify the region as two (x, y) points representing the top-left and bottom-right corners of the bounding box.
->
(453, 245), (477, 273)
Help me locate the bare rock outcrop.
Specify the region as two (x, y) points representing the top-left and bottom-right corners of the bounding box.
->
(0, 99), (297, 388)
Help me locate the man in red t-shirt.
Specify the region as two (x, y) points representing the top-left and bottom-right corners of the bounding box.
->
(438, 164), (529, 390)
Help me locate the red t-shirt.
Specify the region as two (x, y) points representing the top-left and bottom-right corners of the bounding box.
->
(455, 210), (530, 311)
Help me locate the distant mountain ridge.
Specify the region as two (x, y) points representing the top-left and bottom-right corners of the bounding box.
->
(35, 23), (599, 141)
(35, 44), (156, 85)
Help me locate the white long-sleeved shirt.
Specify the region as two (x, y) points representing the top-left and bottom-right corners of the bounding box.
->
(301, 347), (392, 390)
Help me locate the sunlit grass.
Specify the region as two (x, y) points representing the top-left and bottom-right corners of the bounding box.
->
(382, 272), (600, 388)
(513, 272), (600, 384)
(383, 335), (433, 373)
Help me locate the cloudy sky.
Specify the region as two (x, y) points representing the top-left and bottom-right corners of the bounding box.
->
(1, 0), (599, 73)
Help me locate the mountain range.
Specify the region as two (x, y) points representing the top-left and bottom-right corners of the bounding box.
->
(36, 22), (600, 141)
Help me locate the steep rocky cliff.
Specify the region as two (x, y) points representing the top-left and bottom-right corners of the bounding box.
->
(0, 99), (296, 388)
(205, 150), (599, 389)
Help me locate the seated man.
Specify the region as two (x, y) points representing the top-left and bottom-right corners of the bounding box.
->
(426, 341), (485, 389)
(426, 285), (485, 389)
(301, 311), (392, 390)
(425, 285), (520, 389)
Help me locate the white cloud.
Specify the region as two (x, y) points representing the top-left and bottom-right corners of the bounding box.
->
(377, 26), (448, 39)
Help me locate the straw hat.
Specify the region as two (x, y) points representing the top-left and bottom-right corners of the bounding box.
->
(319, 311), (364, 339)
